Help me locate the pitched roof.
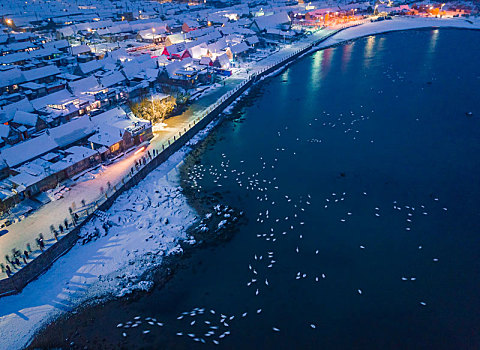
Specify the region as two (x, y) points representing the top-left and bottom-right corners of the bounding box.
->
(229, 42), (250, 55)
(49, 116), (95, 148)
(71, 44), (91, 55)
(12, 110), (38, 127)
(0, 125), (10, 139)
(0, 67), (25, 88)
(31, 89), (77, 110)
(213, 53), (230, 69)
(253, 12), (291, 30)
(0, 98), (34, 123)
(100, 71), (126, 88)
(69, 76), (103, 95)
(1, 133), (57, 167)
(22, 65), (61, 82)
(78, 60), (102, 75)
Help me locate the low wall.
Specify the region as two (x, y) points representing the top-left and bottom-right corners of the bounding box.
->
(0, 223), (85, 297)
(0, 30), (337, 298)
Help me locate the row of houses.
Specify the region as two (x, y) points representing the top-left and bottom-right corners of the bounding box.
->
(0, 107), (152, 210)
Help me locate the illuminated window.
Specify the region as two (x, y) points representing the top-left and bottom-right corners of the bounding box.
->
(110, 143), (120, 152)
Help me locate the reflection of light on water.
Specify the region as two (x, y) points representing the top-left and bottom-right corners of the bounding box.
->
(424, 29), (439, 67)
(429, 29), (439, 52)
(341, 43), (353, 72)
(365, 36), (375, 57)
(281, 67), (290, 81)
(279, 67), (290, 100)
(363, 35), (375, 68)
(322, 48), (333, 76)
(377, 37), (385, 51)
(310, 50), (323, 87)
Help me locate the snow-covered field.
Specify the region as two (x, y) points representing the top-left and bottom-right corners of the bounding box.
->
(0, 16), (479, 350)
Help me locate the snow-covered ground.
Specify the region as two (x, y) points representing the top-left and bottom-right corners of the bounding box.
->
(0, 142), (202, 350)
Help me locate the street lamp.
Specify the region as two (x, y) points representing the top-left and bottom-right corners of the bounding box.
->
(152, 27), (155, 43)
(5, 19), (12, 26)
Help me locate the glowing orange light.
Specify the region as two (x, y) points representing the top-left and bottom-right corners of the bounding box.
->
(134, 146), (146, 155)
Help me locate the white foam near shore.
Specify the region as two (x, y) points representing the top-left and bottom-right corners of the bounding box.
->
(0, 17), (478, 350)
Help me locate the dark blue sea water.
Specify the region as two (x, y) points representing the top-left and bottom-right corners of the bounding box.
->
(34, 29), (480, 349)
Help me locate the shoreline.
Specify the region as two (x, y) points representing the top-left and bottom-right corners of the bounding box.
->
(29, 117), (248, 349)
(0, 20), (478, 350)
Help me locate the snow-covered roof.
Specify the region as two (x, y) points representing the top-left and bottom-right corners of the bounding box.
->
(69, 76), (103, 95)
(12, 110), (38, 127)
(246, 35), (260, 45)
(31, 89), (77, 110)
(190, 42), (208, 59)
(91, 107), (150, 136)
(1, 133), (57, 167)
(165, 58), (194, 78)
(0, 98), (34, 123)
(0, 41), (36, 53)
(0, 67), (25, 88)
(229, 42), (250, 55)
(88, 126), (123, 147)
(49, 116), (95, 148)
(199, 56), (212, 65)
(10, 145), (98, 187)
(0, 125), (10, 139)
(253, 12), (291, 30)
(42, 40), (70, 51)
(78, 60), (103, 75)
(0, 51), (30, 65)
(214, 53), (230, 69)
(185, 26), (216, 40)
(20, 82), (45, 90)
(207, 38), (228, 54)
(106, 47), (130, 62)
(184, 20), (199, 28)
(50, 145), (98, 172)
(22, 65), (61, 82)
(71, 44), (91, 56)
(138, 26), (167, 39)
(99, 71), (126, 88)
(122, 56), (156, 80)
(199, 30), (223, 43)
(166, 33), (186, 45)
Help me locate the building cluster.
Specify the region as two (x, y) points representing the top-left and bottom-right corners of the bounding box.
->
(297, 0), (477, 25)
(0, 0), (478, 217)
